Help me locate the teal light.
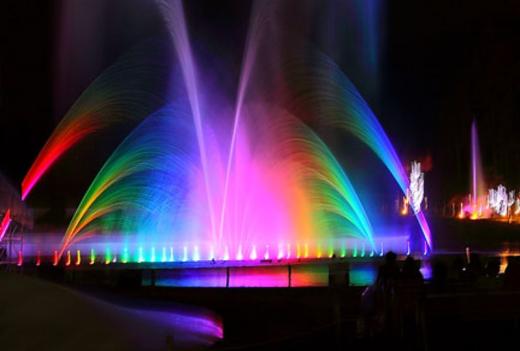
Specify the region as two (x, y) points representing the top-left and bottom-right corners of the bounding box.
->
(182, 245), (188, 262)
(138, 246), (144, 263)
(150, 246), (156, 262)
(105, 247), (112, 264)
(169, 247), (175, 262)
(122, 247), (129, 263)
(161, 247), (167, 262)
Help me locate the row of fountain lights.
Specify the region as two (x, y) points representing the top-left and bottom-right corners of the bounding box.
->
(14, 239), (429, 267)
(5, 160), (428, 265)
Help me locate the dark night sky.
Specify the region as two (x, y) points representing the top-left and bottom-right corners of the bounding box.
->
(1, 0), (519, 214)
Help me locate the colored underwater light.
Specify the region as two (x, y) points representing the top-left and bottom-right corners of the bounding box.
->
(340, 244), (346, 258)
(277, 244), (284, 260)
(193, 246), (200, 262)
(250, 245), (257, 260)
(328, 245), (334, 258)
(458, 202), (465, 219)
(105, 248), (112, 264)
(52, 250), (59, 266)
(264, 245), (270, 260)
(36, 251), (41, 266)
(37, 238), (414, 266)
(161, 247), (167, 263)
(122, 247), (130, 263)
(182, 246), (188, 262)
(89, 249), (95, 265)
(65, 251), (71, 266)
(17, 251), (23, 266)
(150, 247), (156, 263)
(236, 245), (243, 261)
(138, 246), (144, 263)
(75, 250), (81, 266)
(223, 246), (230, 261)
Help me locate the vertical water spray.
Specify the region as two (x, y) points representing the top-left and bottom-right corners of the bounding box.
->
(218, 3), (267, 243)
(470, 119), (485, 215)
(156, 0), (217, 242)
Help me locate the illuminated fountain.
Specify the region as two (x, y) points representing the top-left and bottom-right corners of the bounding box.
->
(455, 120), (520, 222)
(20, 0), (431, 266)
(488, 185), (509, 217)
(487, 185), (518, 219)
(469, 120), (487, 218)
(286, 53), (432, 250)
(456, 120), (488, 219)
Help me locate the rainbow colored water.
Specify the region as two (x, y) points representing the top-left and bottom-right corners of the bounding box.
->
(22, 0), (431, 264)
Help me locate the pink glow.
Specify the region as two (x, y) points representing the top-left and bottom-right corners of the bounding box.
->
(52, 250), (59, 266)
(229, 266), (289, 287)
(17, 250), (23, 266)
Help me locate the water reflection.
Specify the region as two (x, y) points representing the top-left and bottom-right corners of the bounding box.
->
(152, 263), (381, 287)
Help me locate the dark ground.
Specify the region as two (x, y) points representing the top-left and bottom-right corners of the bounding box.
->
(4, 218), (520, 350)
(6, 256), (520, 351)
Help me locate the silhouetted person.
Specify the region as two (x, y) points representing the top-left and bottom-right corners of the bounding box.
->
(375, 251), (399, 338)
(400, 256), (423, 283)
(397, 256), (424, 345)
(376, 251), (399, 294)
